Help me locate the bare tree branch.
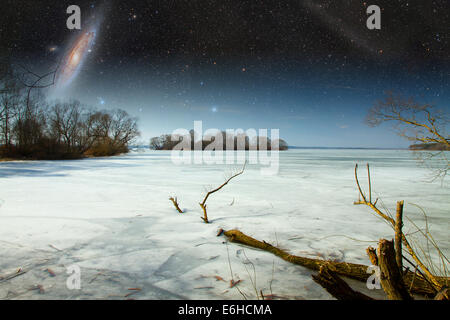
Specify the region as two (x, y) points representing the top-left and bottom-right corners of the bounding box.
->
(199, 162), (246, 223)
(169, 196), (183, 213)
(354, 163), (442, 292)
(367, 91), (449, 180)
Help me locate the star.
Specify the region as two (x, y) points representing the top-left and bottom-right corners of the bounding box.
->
(129, 13), (138, 21)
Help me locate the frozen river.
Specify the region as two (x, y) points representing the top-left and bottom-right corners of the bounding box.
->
(0, 149), (448, 299)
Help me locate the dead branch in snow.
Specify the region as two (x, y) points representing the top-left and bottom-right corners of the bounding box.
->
(199, 161), (246, 223)
(312, 264), (374, 300)
(353, 163), (444, 293)
(169, 196), (183, 213)
(0, 268), (27, 283)
(219, 228), (448, 297)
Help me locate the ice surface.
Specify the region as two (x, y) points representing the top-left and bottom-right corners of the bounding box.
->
(0, 149), (448, 299)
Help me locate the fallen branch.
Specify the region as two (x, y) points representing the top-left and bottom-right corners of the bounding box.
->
(0, 269), (27, 283)
(230, 279), (243, 288)
(48, 244), (62, 251)
(222, 229), (368, 280)
(220, 229), (448, 296)
(312, 264), (374, 300)
(124, 288), (141, 298)
(169, 196), (183, 213)
(434, 287), (450, 300)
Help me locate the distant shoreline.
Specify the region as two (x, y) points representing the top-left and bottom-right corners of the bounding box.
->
(1, 148), (434, 162)
(132, 145), (410, 151)
(0, 153), (126, 162)
(287, 146), (409, 150)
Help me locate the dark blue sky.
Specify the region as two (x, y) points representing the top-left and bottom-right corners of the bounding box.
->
(51, 57), (449, 148)
(4, 0), (449, 147)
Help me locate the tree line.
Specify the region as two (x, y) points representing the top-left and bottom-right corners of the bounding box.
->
(0, 61), (139, 160)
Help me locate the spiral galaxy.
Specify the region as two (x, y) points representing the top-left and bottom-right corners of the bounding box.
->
(56, 28), (96, 87)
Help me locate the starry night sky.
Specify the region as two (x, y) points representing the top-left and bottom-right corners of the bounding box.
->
(1, 0), (449, 147)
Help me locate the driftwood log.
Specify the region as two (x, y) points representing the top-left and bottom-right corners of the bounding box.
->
(221, 229), (449, 297)
(312, 264), (374, 300)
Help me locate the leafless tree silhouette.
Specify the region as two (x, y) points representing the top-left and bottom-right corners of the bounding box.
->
(367, 91), (449, 180)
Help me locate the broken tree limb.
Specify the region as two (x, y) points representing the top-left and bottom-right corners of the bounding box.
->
(434, 287), (450, 300)
(366, 247), (378, 266)
(0, 269), (27, 283)
(199, 162), (246, 223)
(199, 203), (209, 223)
(377, 239), (413, 300)
(312, 264), (375, 300)
(221, 229), (449, 296)
(222, 229), (368, 281)
(169, 196), (183, 213)
(354, 163), (443, 292)
(395, 200), (404, 272)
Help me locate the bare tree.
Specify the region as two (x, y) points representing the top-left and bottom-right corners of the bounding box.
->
(88, 111), (112, 140)
(12, 92), (48, 153)
(0, 65), (22, 148)
(150, 136), (164, 150)
(86, 109), (140, 156)
(0, 59), (141, 159)
(110, 109), (140, 149)
(49, 100), (85, 153)
(367, 91), (449, 180)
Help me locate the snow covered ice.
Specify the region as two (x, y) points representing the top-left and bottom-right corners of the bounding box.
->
(0, 149), (448, 299)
